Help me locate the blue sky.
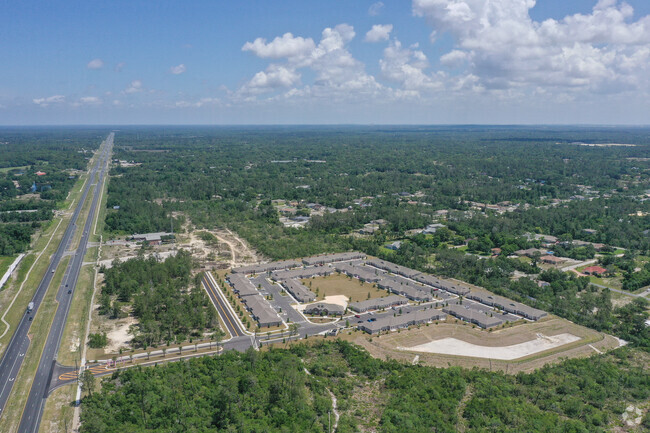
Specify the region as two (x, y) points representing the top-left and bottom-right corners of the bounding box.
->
(1, 0), (650, 124)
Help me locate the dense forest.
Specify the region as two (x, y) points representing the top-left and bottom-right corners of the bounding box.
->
(105, 126), (650, 255)
(99, 250), (217, 348)
(80, 340), (650, 433)
(0, 128), (103, 255)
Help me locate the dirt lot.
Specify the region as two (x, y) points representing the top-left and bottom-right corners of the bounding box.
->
(341, 316), (621, 373)
(302, 274), (392, 303)
(100, 213), (261, 271)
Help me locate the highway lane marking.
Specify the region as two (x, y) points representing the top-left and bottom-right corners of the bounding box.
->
(202, 276), (241, 337)
(208, 276), (245, 337)
(15, 145), (110, 430)
(211, 281), (242, 336)
(203, 275), (239, 336)
(205, 272), (250, 336)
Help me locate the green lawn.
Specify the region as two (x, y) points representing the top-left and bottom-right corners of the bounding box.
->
(587, 275), (623, 290)
(0, 165), (28, 173)
(0, 256), (16, 281)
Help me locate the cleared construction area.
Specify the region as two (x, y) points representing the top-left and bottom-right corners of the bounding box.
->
(400, 333), (581, 360)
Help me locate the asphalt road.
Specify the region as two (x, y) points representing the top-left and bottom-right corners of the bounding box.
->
(250, 276), (307, 324)
(201, 272), (248, 338)
(0, 134), (112, 421)
(14, 133), (112, 433)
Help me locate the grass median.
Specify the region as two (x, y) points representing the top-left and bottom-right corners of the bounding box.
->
(0, 256), (70, 433)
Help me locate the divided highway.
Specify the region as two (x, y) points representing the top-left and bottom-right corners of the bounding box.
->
(0, 133), (112, 431)
(18, 133), (112, 432)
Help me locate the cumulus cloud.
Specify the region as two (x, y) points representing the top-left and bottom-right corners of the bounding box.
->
(33, 95), (65, 107)
(124, 80), (143, 94)
(380, 40), (444, 92)
(115, 62), (126, 72)
(170, 64), (186, 75)
(242, 33), (316, 59)
(365, 24), (393, 42)
(87, 58), (104, 69)
(368, 2), (384, 16)
(244, 65), (301, 93)
(239, 24), (382, 99)
(412, 0), (650, 93)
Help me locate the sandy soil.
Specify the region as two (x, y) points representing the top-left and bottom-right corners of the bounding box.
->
(343, 317), (620, 373)
(295, 295), (349, 312)
(105, 316), (137, 353)
(400, 333), (581, 360)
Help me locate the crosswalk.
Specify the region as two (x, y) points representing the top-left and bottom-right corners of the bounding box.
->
(58, 364), (112, 382)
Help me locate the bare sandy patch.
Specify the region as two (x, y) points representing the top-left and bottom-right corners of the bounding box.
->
(400, 333), (581, 360)
(294, 295), (349, 312)
(105, 316), (137, 352)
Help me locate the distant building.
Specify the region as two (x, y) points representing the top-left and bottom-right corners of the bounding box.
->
(514, 248), (546, 258)
(385, 241), (402, 251)
(301, 252), (365, 266)
(541, 255), (564, 265)
(443, 305), (504, 328)
(232, 260), (302, 275)
(281, 279), (316, 303)
(357, 308), (446, 334)
(583, 266), (607, 276)
(348, 295), (407, 313)
(423, 223), (446, 234)
(359, 224), (379, 234)
(304, 302), (345, 316)
(131, 232), (174, 246)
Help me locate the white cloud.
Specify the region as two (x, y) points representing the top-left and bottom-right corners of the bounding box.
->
(365, 24), (393, 42)
(86, 59), (104, 69)
(71, 96), (103, 107)
(242, 33), (316, 59)
(174, 97), (220, 108)
(33, 95), (65, 107)
(115, 62), (125, 72)
(245, 65), (301, 93)
(124, 80), (143, 94)
(239, 24), (383, 100)
(412, 0), (650, 94)
(79, 96), (102, 104)
(368, 2), (384, 16)
(440, 49), (470, 67)
(380, 40), (444, 92)
(170, 64), (186, 75)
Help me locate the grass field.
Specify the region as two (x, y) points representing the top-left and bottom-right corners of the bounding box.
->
(0, 166), (29, 174)
(302, 273), (388, 303)
(0, 256), (16, 282)
(344, 316), (620, 373)
(56, 260), (96, 366)
(38, 386), (75, 433)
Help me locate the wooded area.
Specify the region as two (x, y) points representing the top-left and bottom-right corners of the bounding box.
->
(81, 340), (650, 433)
(99, 251), (218, 348)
